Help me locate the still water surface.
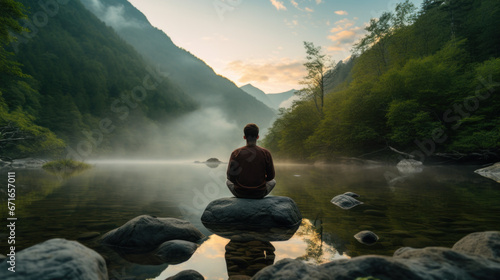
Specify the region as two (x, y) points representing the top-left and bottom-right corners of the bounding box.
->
(1, 161), (499, 279)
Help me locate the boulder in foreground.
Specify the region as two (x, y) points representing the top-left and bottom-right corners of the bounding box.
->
(0, 239), (107, 280)
(252, 231), (500, 280)
(101, 215), (204, 253)
(201, 196), (302, 229)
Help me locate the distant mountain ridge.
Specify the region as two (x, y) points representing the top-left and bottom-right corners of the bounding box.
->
(240, 84), (297, 110)
(81, 0), (276, 130)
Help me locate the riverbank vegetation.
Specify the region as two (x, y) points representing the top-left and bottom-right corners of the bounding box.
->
(0, 0), (195, 160)
(42, 159), (92, 177)
(263, 0), (500, 163)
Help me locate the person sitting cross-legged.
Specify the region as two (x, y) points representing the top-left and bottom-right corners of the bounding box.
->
(226, 123), (276, 199)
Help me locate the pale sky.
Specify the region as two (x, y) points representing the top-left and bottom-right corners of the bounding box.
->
(127, 0), (422, 93)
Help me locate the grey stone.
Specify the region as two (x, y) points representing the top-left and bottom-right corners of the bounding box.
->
(201, 196), (302, 229)
(330, 194), (363, 210)
(475, 162), (500, 183)
(343, 192), (360, 198)
(0, 238), (107, 280)
(155, 240), (198, 264)
(165, 269), (204, 280)
(452, 231), (500, 260)
(203, 224), (299, 242)
(397, 159), (423, 174)
(252, 232), (500, 280)
(354, 231), (379, 245)
(101, 215), (204, 253)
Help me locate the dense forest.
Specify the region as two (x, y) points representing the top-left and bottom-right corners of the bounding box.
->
(1, 0), (277, 160)
(0, 0), (197, 159)
(263, 0), (500, 163)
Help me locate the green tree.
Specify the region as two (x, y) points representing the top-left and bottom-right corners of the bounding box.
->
(0, 0), (28, 88)
(298, 41), (332, 116)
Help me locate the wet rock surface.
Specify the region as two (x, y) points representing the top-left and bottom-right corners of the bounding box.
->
(165, 269), (205, 280)
(101, 215), (204, 253)
(0, 239), (107, 280)
(330, 194), (363, 210)
(252, 231), (500, 280)
(354, 231), (379, 245)
(201, 196), (302, 229)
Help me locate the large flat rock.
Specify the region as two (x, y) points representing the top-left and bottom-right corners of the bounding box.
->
(101, 215), (204, 253)
(0, 239), (107, 280)
(201, 196), (302, 229)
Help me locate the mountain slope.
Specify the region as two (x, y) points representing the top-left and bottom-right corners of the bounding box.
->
(240, 84), (297, 110)
(81, 0), (276, 132)
(3, 0), (196, 157)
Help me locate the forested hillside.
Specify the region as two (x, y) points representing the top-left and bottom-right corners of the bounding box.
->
(80, 0), (276, 136)
(263, 0), (500, 163)
(1, 0), (195, 159)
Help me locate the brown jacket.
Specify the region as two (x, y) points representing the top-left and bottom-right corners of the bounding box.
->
(227, 145), (275, 198)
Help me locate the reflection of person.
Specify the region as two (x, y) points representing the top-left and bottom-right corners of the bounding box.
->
(226, 123), (276, 199)
(225, 240), (276, 279)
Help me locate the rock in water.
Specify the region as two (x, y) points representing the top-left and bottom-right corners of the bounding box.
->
(253, 232), (500, 280)
(354, 231), (379, 245)
(396, 159), (423, 174)
(0, 239), (107, 280)
(330, 194), (363, 210)
(101, 215), (204, 253)
(155, 240), (198, 264)
(201, 196), (302, 229)
(343, 192), (360, 198)
(166, 269), (205, 280)
(474, 162), (500, 183)
(452, 231), (500, 260)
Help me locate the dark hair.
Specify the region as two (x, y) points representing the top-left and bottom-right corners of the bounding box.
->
(244, 123), (259, 139)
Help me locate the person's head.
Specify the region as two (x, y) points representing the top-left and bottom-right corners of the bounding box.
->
(243, 123), (259, 143)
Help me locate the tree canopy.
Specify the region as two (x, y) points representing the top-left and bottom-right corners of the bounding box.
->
(264, 0), (500, 163)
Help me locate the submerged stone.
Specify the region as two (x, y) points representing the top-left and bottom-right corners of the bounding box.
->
(201, 196), (302, 229)
(330, 194), (363, 210)
(101, 215), (204, 253)
(354, 230), (379, 245)
(0, 239), (107, 280)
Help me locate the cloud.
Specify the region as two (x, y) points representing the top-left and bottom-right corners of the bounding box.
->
(327, 18), (366, 52)
(305, 7), (314, 12)
(82, 0), (144, 30)
(226, 58), (306, 90)
(316, 0), (322, 4)
(270, 0), (287, 11)
(335, 10), (348, 15)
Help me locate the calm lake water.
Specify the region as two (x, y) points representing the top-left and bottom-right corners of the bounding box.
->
(1, 161), (500, 279)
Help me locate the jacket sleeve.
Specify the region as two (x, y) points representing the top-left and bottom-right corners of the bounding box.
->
(227, 151), (240, 180)
(265, 150), (275, 181)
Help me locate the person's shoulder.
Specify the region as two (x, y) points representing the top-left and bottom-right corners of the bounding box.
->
(231, 146), (246, 154)
(256, 145), (272, 154)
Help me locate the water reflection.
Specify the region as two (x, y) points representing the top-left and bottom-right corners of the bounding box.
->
(1, 161), (499, 279)
(225, 240), (275, 279)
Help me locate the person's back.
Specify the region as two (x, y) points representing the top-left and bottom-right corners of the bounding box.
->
(226, 124), (275, 199)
